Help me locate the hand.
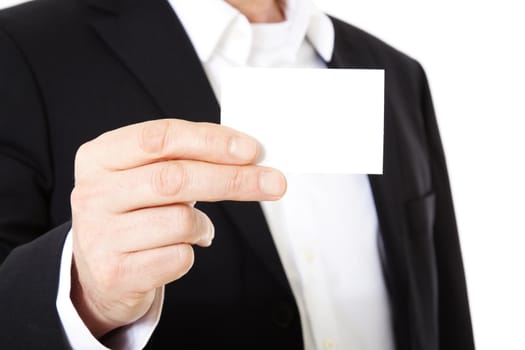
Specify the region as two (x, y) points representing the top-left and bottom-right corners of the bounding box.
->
(69, 119), (286, 338)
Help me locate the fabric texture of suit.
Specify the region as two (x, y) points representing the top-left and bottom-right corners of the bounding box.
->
(0, 0), (474, 349)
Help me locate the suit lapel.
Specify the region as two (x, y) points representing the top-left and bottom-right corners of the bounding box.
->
(87, 0), (219, 121)
(327, 17), (411, 349)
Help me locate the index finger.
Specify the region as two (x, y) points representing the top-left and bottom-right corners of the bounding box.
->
(80, 119), (259, 171)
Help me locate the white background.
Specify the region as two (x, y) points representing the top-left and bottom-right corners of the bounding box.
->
(1, 0), (524, 349)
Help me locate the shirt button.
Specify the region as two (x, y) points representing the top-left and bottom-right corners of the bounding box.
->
(303, 248), (316, 263)
(231, 30), (244, 41)
(324, 338), (336, 350)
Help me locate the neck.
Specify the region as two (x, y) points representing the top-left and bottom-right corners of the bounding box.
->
(226, 0), (286, 23)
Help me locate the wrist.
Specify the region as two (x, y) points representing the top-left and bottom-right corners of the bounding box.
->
(70, 256), (118, 338)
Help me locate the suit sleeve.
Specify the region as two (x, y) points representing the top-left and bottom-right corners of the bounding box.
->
(418, 64), (476, 350)
(0, 222), (70, 349)
(0, 26), (69, 348)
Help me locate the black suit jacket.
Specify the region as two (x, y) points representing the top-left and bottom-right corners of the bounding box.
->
(0, 0), (474, 349)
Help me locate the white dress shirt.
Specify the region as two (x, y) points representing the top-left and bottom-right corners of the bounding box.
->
(56, 0), (395, 349)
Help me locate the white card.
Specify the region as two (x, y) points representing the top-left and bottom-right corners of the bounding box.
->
(220, 68), (384, 174)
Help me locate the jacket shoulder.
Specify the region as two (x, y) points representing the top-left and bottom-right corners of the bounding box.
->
(0, 0), (84, 40)
(330, 16), (423, 73)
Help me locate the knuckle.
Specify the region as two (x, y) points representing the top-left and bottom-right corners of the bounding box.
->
(74, 142), (88, 163)
(74, 142), (92, 176)
(227, 167), (245, 193)
(197, 210), (214, 239)
(152, 163), (185, 196)
(120, 291), (152, 310)
(206, 217), (215, 241)
(128, 257), (155, 289)
(70, 186), (92, 212)
(93, 259), (121, 291)
(70, 180), (108, 213)
(95, 271), (114, 291)
(174, 205), (195, 235)
(70, 187), (83, 208)
(139, 119), (171, 155)
(202, 128), (220, 150)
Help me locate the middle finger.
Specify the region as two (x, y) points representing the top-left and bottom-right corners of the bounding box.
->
(106, 160), (287, 213)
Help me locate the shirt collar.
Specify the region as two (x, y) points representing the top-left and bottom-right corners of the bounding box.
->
(168, 0), (334, 63)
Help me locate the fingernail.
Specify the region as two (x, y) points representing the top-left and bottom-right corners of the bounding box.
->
(198, 238), (213, 247)
(198, 223), (215, 247)
(208, 223), (215, 242)
(230, 136), (258, 162)
(257, 144), (266, 164)
(259, 170), (286, 197)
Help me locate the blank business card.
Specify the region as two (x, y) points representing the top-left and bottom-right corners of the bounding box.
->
(220, 68), (384, 174)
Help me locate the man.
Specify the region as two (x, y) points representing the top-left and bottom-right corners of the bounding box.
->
(0, 0), (474, 349)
